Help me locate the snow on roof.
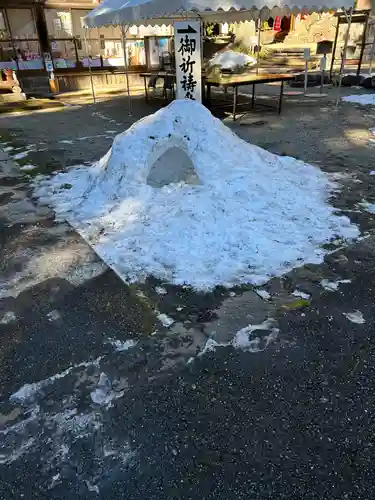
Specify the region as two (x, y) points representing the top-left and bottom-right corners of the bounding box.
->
(209, 50), (257, 71)
(34, 100), (359, 291)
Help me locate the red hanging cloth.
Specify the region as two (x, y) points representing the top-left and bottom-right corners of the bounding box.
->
(274, 16), (281, 32)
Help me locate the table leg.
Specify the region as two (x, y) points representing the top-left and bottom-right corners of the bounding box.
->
(163, 77), (168, 102)
(206, 84), (211, 107)
(278, 80), (284, 114)
(252, 83), (255, 109)
(233, 86), (238, 121)
(144, 76), (149, 104)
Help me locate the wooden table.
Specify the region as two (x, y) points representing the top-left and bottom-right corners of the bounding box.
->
(139, 71), (176, 103)
(205, 73), (296, 120)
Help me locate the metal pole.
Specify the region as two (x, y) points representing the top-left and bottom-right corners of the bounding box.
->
(256, 18), (261, 75)
(304, 59), (308, 93)
(84, 29), (96, 104)
(320, 54), (326, 94)
(330, 16), (340, 79)
(369, 27), (375, 75)
(357, 13), (369, 76)
(121, 25), (132, 116)
(335, 7), (354, 108)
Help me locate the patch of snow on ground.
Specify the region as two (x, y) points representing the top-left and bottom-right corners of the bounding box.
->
(86, 481), (100, 494)
(157, 312), (175, 327)
(47, 309), (61, 322)
(0, 311), (17, 324)
(256, 289), (271, 300)
(3, 359), (135, 489)
(78, 135), (109, 141)
(328, 171), (355, 183)
(12, 151), (29, 160)
(359, 200), (375, 214)
(232, 319), (279, 352)
(343, 310), (365, 324)
(105, 338), (137, 352)
(33, 100), (359, 291)
(209, 50), (256, 70)
(342, 94), (375, 106)
(292, 289), (310, 300)
(200, 318), (279, 356)
(20, 164), (37, 171)
(199, 338), (227, 356)
(320, 279), (351, 291)
(90, 372), (124, 406)
(10, 357), (103, 403)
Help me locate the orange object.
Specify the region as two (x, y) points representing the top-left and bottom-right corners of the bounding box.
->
(49, 78), (59, 93)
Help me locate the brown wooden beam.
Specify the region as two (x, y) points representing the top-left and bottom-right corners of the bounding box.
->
(0, 0), (38, 7)
(44, 0), (98, 7)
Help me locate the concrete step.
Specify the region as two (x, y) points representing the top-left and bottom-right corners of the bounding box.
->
(24, 90), (55, 99)
(0, 93), (26, 103)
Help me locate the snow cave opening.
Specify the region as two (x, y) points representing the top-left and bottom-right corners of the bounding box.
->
(146, 145), (200, 188)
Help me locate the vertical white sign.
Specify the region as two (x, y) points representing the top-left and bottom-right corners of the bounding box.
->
(174, 21), (201, 102)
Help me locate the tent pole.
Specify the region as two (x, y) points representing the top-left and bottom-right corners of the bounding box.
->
(121, 25), (132, 116)
(357, 12), (369, 76)
(84, 29), (96, 104)
(256, 18), (261, 75)
(369, 31), (375, 75)
(330, 17), (340, 79)
(335, 6), (354, 108)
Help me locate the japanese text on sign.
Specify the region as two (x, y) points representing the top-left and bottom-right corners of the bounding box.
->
(174, 21), (202, 102)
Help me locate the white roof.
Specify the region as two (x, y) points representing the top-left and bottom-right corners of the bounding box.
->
(83, 0), (354, 28)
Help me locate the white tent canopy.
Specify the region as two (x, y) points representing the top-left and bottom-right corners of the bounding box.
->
(83, 0), (355, 28)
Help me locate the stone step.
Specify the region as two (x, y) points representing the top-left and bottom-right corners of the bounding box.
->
(0, 93), (26, 103)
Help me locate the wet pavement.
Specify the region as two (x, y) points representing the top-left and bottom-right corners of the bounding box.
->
(1, 86), (375, 499)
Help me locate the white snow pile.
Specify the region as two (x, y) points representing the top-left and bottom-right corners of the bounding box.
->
(33, 100), (359, 291)
(209, 50), (256, 71)
(342, 94), (375, 106)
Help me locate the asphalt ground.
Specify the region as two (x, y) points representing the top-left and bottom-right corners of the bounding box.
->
(1, 85), (375, 499)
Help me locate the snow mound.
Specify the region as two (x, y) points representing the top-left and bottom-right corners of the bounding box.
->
(34, 100), (359, 291)
(209, 50), (256, 71)
(342, 94), (375, 106)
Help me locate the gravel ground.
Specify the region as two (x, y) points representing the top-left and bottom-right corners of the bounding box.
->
(1, 84), (375, 499)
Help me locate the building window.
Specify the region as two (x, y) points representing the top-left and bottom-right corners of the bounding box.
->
(100, 34), (105, 49)
(71, 9), (92, 39)
(45, 9), (73, 38)
(7, 8), (37, 39)
(1, 8), (43, 70)
(0, 10), (9, 39)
